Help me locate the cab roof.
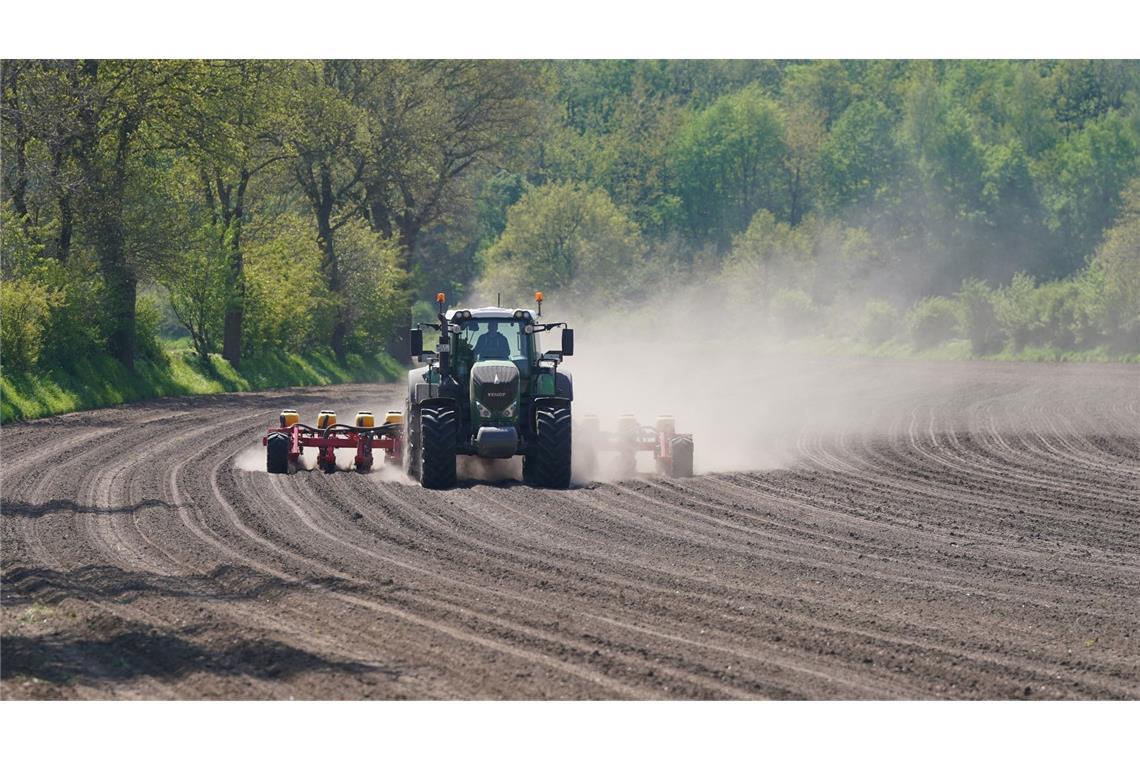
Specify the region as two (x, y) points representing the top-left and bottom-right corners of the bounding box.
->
(445, 307), (535, 321)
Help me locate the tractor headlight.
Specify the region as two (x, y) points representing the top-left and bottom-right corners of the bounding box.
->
(475, 400), (493, 418)
(503, 400), (517, 418)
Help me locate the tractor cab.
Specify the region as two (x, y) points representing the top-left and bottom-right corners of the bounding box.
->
(446, 308), (538, 381)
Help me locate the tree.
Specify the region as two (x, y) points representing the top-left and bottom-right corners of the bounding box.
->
(781, 61), (854, 128)
(1041, 111), (1140, 272)
(818, 99), (898, 210)
(721, 209), (800, 309)
(1090, 178), (1140, 348)
(781, 103), (826, 225)
(183, 61), (291, 366)
(19, 60), (198, 368)
(477, 182), (644, 303)
(279, 61), (371, 360)
(360, 61), (545, 261)
(668, 85), (788, 253)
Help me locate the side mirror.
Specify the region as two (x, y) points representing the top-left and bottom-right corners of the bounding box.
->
(561, 328), (574, 357)
(409, 328), (423, 359)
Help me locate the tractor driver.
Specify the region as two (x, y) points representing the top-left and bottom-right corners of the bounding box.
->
(473, 321), (511, 360)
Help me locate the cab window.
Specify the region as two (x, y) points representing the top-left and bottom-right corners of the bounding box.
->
(453, 319), (532, 374)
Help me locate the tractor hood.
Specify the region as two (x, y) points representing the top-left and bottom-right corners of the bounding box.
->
(471, 360), (520, 416)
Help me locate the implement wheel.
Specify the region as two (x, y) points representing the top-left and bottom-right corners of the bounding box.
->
(670, 436), (694, 478)
(524, 401), (572, 489)
(418, 404), (457, 490)
(267, 432), (289, 474)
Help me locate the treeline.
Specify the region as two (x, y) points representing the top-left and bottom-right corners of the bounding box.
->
(3, 60), (1139, 382)
(1, 60), (540, 374)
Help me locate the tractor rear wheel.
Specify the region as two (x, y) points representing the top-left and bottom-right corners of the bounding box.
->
(266, 432), (289, 474)
(670, 436), (694, 478)
(418, 404), (457, 489)
(524, 402), (572, 489)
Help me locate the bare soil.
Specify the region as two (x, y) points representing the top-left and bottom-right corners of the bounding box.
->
(2, 360), (1137, 699)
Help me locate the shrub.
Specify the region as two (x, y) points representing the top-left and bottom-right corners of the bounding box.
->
(770, 288), (820, 338)
(1, 279), (60, 370)
(957, 278), (1005, 355)
(860, 299), (899, 345)
(994, 272), (1041, 350)
(905, 296), (961, 349)
(135, 295), (167, 363)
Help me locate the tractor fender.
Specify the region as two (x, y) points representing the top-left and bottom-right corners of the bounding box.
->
(415, 396), (458, 414)
(554, 369), (573, 401)
(412, 382), (437, 406)
(407, 367), (429, 399)
(408, 368), (459, 406)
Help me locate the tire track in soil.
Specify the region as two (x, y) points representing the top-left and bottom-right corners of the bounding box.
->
(3, 366), (1138, 700)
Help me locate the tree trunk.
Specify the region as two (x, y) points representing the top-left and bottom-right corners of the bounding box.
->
(221, 171), (249, 367)
(97, 217), (137, 369)
(58, 191), (73, 261)
(315, 175), (346, 361)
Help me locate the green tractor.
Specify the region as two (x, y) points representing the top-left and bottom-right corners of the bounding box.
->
(404, 292), (576, 489)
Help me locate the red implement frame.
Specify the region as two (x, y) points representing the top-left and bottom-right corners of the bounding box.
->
(262, 423), (403, 473)
(577, 416), (693, 476)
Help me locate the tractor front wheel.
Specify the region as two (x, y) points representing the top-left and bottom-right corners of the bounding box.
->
(524, 402), (572, 489)
(418, 404), (457, 489)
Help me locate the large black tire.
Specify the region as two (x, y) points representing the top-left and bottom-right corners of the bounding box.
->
(266, 432), (289, 474)
(670, 436), (694, 478)
(418, 404), (457, 489)
(524, 402), (572, 489)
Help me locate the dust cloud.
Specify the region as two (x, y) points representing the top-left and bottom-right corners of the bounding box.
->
(545, 283), (959, 479)
(233, 445), (269, 472)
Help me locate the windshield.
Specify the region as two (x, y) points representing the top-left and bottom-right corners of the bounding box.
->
(453, 319), (533, 371)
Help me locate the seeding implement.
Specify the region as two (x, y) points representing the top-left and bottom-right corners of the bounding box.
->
(262, 409), (404, 474)
(262, 291), (694, 487)
(576, 414), (694, 479)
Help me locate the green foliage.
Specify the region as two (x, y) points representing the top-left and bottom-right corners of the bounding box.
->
(723, 209), (884, 310)
(668, 84), (788, 249)
(164, 226), (230, 361)
(0, 347), (400, 423)
(1091, 178), (1140, 350)
(819, 99), (898, 209)
(994, 272), (1041, 350)
(243, 212), (329, 354)
(134, 295), (166, 363)
(770, 288), (819, 338)
(861, 299), (899, 345)
(906, 296), (962, 349)
(722, 210), (801, 301)
(957, 278), (1005, 354)
(1041, 111), (1140, 272)
(477, 182), (645, 303)
(335, 218), (411, 355)
(0, 278), (60, 370)
(4, 59), (1140, 421)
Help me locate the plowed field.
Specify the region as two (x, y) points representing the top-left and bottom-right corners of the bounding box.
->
(2, 360), (1137, 699)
